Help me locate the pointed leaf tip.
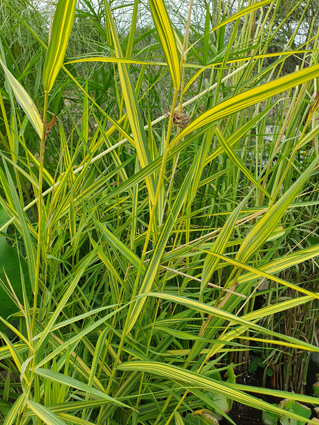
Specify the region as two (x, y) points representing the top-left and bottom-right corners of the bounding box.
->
(43, 0), (77, 93)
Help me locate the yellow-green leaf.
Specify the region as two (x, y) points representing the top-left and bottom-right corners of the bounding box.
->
(0, 59), (43, 138)
(143, 293), (319, 352)
(211, 0), (274, 34)
(65, 57), (166, 66)
(43, 0), (77, 93)
(175, 411), (185, 425)
(237, 244), (319, 286)
(117, 361), (319, 424)
(27, 400), (68, 425)
(172, 63), (319, 145)
(188, 0), (274, 53)
(34, 369), (129, 408)
(200, 195), (250, 297)
(235, 155), (319, 263)
(104, 2), (156, 203)
(214, 127), (271, 199)
(3, 394), (25, 425)
(200, 250), (319, 301)
(149, 0), (180, 89)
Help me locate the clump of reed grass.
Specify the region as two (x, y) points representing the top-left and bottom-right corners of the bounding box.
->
(0, 0), (319, 424)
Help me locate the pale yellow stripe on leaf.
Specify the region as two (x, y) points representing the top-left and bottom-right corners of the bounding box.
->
(43, 0), (77, 93)
(149, 0), (180, 89)
(0, 59), (43, 138)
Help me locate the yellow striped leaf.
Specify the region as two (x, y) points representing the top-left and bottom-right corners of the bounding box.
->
(35, 253), (95, 350)
(172, 63), (319, 145)
(210, 0), (274, 34)
(35, 302), (128, 370)
(175, 411), (185, 425)
(27, 400), (68, 425)
(2, 161), (37, 289)
(0, 59), (43, 138)
(187, 0), (274, 53)
(200, 250), (319, 300)
(34, 369), (129, 408)
(94, 219), (145, 273)
(199, 292), (318, 362)
(117, 361), (319, 424)
(3, 394), (25, 425)
(126, 141), (206, 335)
(205, 104), (277, 165)
(201, 195), (250, 297)
(56, 414), (94, 425)
(144, 293), (319, 352)
(149, 0), (180, 89)
(0, 343), (28, 361)
(237, 244), (319, 286)
(65, 57), (166, 66)
(43, 0), (77, 93)
(214, 127), (271, 199)
(235, 155), (319, 263)
(244, 296), (314, 322)
(104, 2), (156, 202)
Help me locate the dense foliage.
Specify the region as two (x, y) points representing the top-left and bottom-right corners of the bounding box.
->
(0, 0), (319, 424)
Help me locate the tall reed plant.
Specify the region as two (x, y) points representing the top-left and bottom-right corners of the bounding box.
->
(0, 0), (319, 424)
